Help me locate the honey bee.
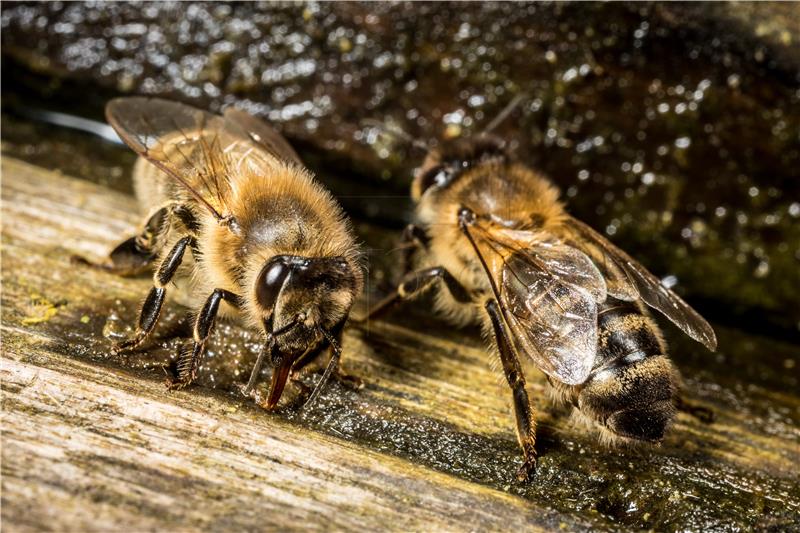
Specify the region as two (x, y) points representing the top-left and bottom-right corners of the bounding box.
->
(363, 98), (717, 480)
(76, 97), (363, 410)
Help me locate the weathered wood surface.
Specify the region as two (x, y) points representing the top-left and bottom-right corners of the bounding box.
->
(1, 157), (799, 531)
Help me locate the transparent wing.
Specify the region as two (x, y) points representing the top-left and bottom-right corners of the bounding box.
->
(223, 107), (302, 166)
(106, 97), (277, 220)
(564, 217), (717, 351)
(479, 227), (607, 385)
(559, 225), (640, 301)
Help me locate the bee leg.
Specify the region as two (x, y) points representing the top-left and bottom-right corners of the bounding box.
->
(400, 224), (430, 275)
(279, 343), (327, 406)
(485, 299), (538, 482)
(71, 206), (170, 276)
(358, 266), (471, 321)
(241, 343), (273, 399)
(326, 323), (363, 390)
(168, 288), (240, 389)
(302, 326), (346, 410)
(113, 235), (195, 353)
(675, 395), (715, 423)
(289, 344), (325, 382)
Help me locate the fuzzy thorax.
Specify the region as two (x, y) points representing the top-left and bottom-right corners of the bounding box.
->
(413, 161), (567, 328)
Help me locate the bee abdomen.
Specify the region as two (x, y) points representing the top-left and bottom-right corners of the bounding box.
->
(577, 298), (677, 443)
(591, 298), (665, 380)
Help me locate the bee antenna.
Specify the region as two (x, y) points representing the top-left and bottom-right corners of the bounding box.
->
(361, 119), (430, 153)
(480, 93), (528, 136)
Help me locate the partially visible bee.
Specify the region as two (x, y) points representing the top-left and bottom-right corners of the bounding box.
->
(76, 97), (363, 409)
(364, 97), (717, 480)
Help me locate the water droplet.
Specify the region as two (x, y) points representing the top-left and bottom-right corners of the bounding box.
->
(563, 67), (578, 82)
(675, 137), (691, 149)
(467, 94), (485, 107)
(754, 261), (770, 278)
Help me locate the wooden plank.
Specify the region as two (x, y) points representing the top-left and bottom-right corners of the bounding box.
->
(2, 157), (799, 531)
(2, 348), (563, 532)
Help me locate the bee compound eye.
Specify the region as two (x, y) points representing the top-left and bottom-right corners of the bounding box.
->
(418, 164), (454, 195)
(256, 258), (292, 311)
(435, 166), (454, 186)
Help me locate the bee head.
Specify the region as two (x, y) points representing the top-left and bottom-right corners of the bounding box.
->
(254, 255), (357, 351)
(249, 254), (357, 409)
(411, 135), (508, 201)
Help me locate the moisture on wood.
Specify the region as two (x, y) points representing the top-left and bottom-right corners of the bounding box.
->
(1, 157), (799, 531)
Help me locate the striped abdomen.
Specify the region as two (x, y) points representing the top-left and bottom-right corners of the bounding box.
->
(577, 297), (678, 442)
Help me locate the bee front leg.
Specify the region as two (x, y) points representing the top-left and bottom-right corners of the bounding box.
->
(72, 205), (171, 277)
(358, 266), (471, 322)
(399, 223), (430, 275)
(114, 235), (195, 353)
(290, 320), (361, 408)
(168, 288), (240, 390)
(485, 299), (538, 482)
(299, 342), (340, 410)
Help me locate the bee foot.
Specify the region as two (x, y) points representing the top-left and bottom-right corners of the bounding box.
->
(111, 341), (129, 355)
(165, 375), (193, 391)
(516, 456), (537, 482)
(237, 383), (278, 411)
(334, 370), (363, 391)
(70, 254), (92, 267)
(112, 335), (143, 355)
(236, 383), (258, 400)
(687, 405), (715, 424)
(676, 396), (715, 424)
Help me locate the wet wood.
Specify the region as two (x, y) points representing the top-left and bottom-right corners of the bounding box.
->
(1, 157), (799, 531)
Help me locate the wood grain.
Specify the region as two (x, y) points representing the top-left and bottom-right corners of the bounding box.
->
(2, 157), (799, 531)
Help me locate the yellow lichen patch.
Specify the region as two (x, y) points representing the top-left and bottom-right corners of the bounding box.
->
(21, 293), (63, 326)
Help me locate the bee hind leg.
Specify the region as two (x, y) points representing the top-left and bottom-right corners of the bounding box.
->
(167, 288), (240, 390)
(113, 235), (194, 354)
(485, 298), (538, 482)
(71, 205), (170, 277)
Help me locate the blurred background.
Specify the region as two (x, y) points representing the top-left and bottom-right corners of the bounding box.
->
(2, 1), (798, 342)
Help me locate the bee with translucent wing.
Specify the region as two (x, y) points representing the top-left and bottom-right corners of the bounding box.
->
(76, 98), (363, 410)
(363, 96), (716, 480)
